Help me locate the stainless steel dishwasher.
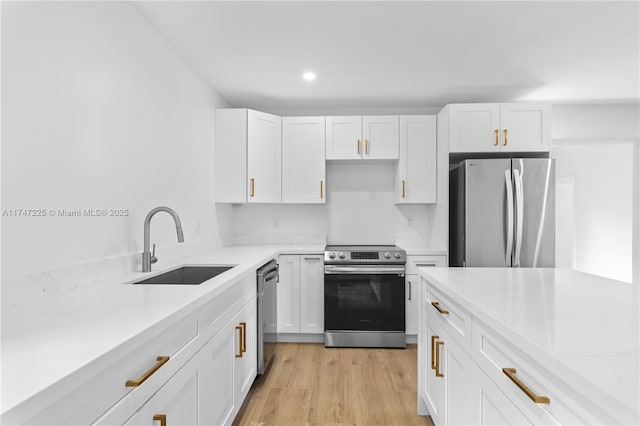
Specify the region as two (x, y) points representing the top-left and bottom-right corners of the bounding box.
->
(257, 259), (278, 375)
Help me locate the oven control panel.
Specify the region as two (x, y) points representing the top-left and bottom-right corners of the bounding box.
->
(324, 246), (406, 264)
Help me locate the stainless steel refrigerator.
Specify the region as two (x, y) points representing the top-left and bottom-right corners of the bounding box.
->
(449, 158), (555, 267)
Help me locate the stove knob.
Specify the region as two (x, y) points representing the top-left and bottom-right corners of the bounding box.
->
(338, 252), (346, 259)
(394, 252), (401, 259)
(384, 251), (391, 259)
(328, 252), (336, 259)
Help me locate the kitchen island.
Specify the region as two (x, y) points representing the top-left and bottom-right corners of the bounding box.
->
(417, 267), (639, 425)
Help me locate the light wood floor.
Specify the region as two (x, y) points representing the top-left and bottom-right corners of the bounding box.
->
(233, 343), (434, 426)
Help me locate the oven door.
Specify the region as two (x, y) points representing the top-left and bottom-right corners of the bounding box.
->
(324, 264), (406, 332)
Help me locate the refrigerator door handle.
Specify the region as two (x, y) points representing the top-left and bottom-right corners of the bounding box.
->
(504, 169), (514, 265)
(513, 169), (524, 267)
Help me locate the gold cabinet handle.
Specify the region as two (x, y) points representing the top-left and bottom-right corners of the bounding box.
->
(402, 180), (406, 198)
(431, 335), (439, 369)
(431, 301), (449, 315)
(235, 325), (243, 358)
(250, 178), (255, 197)
(125, 356), (170, 387)
(153, 414), (167, 426)
(435, 341), (444, 377)
(502, 368), (550, 404)
(240, 321), (247, 353)
(495, 129), (499, 146)
(365, 139), (369, 154)
(357, 139), (361, 154)
(503, 129), (508, 146)
(320, 180), (324, 198)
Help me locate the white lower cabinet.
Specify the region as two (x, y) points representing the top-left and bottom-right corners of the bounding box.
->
(406, 254), (445, 336)
(89, 280), (257, 426)
(405, 275), (421, 335)
(205, 297), (257, 426)
(277, 254), (324, 334)
(123, 350), (206, 426)
(474, 365), (533, 426)
(423, 302), (478, 426)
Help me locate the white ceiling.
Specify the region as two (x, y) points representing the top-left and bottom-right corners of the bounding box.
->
(134, 1), (639, 111)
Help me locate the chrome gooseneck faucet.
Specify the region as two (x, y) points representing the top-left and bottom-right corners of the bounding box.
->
(142, 206), (184, 272)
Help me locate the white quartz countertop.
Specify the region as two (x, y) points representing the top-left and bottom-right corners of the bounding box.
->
(396, 245), (447, 256)
(0, 244), (323, 415)
(418, 267), (640, 424)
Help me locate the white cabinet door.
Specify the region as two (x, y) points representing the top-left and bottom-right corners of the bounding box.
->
(499, 103), (551, 152)
(247, 110), (282, 203)
(215, 109), (248, 203)
(362, 116), (399, 159)
(448, 103), (501, 153)
(425, 319), (445, 426)
(233, 299), (257, 402)
(325, 116), (362, 159)
(396, 115), (437, 204)
(124, 349), (206, 426)
(300, 255), (324, 333)
(204, 325), (235, 426)
(474, 366), (533, 426)
(282, 117), (326, 204)
(405, 274), (420, 335)
(277, 255), (301, 333)
(444, 336), (480, 425)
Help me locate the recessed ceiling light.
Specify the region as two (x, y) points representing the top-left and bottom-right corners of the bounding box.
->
(303, 71), (316, 82)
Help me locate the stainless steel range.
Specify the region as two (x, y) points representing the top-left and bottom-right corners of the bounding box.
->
(324, 245), (406, 348)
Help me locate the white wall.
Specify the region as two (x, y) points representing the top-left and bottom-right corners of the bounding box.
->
(1, 2), (229, 285)
(551, 104), (639, 283)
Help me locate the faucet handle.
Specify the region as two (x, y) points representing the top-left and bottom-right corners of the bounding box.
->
(150, 243), (158, 264)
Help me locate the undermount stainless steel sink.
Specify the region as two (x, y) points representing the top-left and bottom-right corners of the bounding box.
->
(133, 266), (235, 285)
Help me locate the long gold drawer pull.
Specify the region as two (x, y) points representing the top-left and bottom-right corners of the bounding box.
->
(504, 129), (509, 146)
(250, 178), (255, 197)
(431, 335), (439, 369)
(153, 414), (167, 426)
(502, 368), (550, 404)
(495, 129), (499, 146)
(357, 139), (361, 154)
(365, 139), (369, 154)
(240, 321), (247, 353)
(402, 180), (406, 198)
(125, 356), (170, 387)
(435, 341), (444, 377)
(320, 180), (324, 198)
(431, 301), (449, 315)
(235, 325), (243, 358)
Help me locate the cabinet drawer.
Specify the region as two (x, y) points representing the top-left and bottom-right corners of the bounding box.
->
(90, 318), (199, 425)
(424, 282), (472, 355)
(472, 321), (607, 425)
(406, 254), (445, 275)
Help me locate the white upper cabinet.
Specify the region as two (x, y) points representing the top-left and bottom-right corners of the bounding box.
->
(215, 108), (281, 203)
(446, 103), (550, 153)
(395, 115), (437, 204)
(247, 110), (282, 203)
(325, 116), (362, 159)
(362, 116), (399, 159)
(448, 103), (500, 153)
(282, 117), (326, 204)
(499, 103), (551, 152)
(215, 109), (248, 203)
(326, 116), (399, 160)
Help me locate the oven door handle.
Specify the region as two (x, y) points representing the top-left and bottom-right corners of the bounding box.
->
(324, 265), (405, 275)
